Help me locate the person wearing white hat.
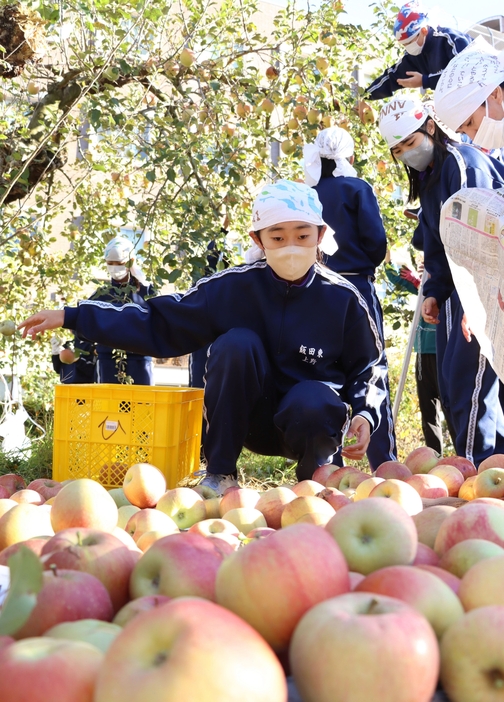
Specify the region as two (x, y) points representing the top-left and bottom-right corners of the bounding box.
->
(379, 96), (504, 466)
(90, 235), (155, 385)
(434, 45), (504, 150)
(304, 127), (396, 471)
(366, 1), (472, 100)
(19, 180), (387, 495)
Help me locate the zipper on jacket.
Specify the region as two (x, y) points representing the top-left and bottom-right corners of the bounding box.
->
(277, 286), (290, 354)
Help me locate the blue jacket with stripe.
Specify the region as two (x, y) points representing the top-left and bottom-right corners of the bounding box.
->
(63, 262), (386, 431)
(366, 26), (472, 100)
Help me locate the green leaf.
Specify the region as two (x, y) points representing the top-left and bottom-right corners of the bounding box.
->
(0, 547), (43, 637)
(145, 170), (156, 183)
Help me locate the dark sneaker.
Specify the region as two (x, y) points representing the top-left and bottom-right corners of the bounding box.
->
(198, 472), (239, 496)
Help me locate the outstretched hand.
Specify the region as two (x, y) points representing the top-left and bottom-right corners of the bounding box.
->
(341, 415), (371, 461)
(18, 310), (65, 339)
(397, 71), (423, 88)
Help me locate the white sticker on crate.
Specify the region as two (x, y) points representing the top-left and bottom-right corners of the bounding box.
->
(105, 420), (119, 432)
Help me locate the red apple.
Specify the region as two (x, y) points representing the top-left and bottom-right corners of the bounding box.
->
(291, 480), (325, 496)
(312, 463), (337, 485)
(130, 532), (227, 601)
(289, 592), (439, 702)
(338, 470), (371, 491)
(216, 523), (350, 651)
(471, 497), (504, 508)
(0, 503), (54, 550)
(478, 453), (504, 473)
(156, 487), (206, 529)
(50, 478), (118, 532)
(0, 474), (26, 496)
(354, 476), (385, 500)
(458, 555), (504, 610)
(436, 455), (477, 479)
(413, 542), (440, 566)
(317, 487), (352, 511)
(375, 461), (413, 481)
(438, 538), (504, 578)
(14, 568), (114, 639)
(355, 564), (464, 638)
(428, 464), (465, 497)
(122, 462), (167, 509)
(27, 479), (63, 501)
(368, 478), (423, 515)
(95, 598), (287, 702)
(281, 495), (335, 527)
(473, 467), (504, 498)
(404, 446), (439, 474)
(412, 505), (456, 548)
(415, 564), (461, 594)
(113, 594), (172, 627)
(325, 497), (418, 574)
(349, 571), (365, 589)
(188, 518), (240, 538)
(40, 528), (138, 613)
(0, 486), (10, 499)
(434, 502), (504, 555)
(254, 487), (296, 529)
(0, 536), (51, 565)
(0, 637), (103, 702)
(246, 527), (276, 539)
(125, 507), (179, 542)
(325, 466), (360, 490)
(219, 487), (260, 516)
(10, 489), (45, 506)
(407, 473), (449, 499)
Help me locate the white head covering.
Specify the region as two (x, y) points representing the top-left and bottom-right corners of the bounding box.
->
(379, 97), (429, 147)
(251, 180), (324, 231)
(303, 127), (357, 186)
(104, 235), (149, 286)
(434, 41), (504, 131)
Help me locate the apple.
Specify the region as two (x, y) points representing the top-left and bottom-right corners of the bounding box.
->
(117, 504), (140, 529)
(179, 48), (195, 67)
(458, 555), (504, 610)
(136, 530), (168, 552)
(437, 455), (477, 479)
(15, 568), (113, 639)
(265, 64), (279, 79)
(312, 464), (337, 485)
(59, 348), (75, 364)
(203, 496), (221, 518)
(40, 528), (138, 613)
(246, 527), (276, 539)
(281, 495), (335, 527)
(130, 532), (227, 601)
(407, 473), (449, 499)
(50, 479), (118, 532)
(290, 592), (439, 702)
(222, 507), (267, 533)
(355, 564), (464, 638)
(291, 480), (326, 497)
(26, 479), (62, 501)
(122, 463), (167, 509)
(459, 475), (478, 500)
(219, 487), (259, 516)
(375, 461), (413, 481)
(404, 446), (439, 474)
(0, 636), (14, 651)
(478, 453), (504, 472)
(0, 498), (17, 519)
(413, 542), (440, 566)
(95, 598), (287, 702)
(43, 619), (122, 653)
(354, 476), (385, 500)
(416, 564), (461, 594)
(113, 594), (172, 627)
(315, 56), (329, 74)
(156, 487), (206, 529)
(254, 487), (296, 529)
(108, 487), (132, 508)
(368, 478), (423, 516)
(111, 527), (142, 552)
(325, 497), (418, 574)
(473, 467), (504, 498)
(440, 606), (504, 702)
(0, 320), (17, 336)
(10, 489), (45, 506)
(292, 104), (308, 120)
(318, 487), (352, 510)
(438, 538), (504, 578)
(235, 101), (251, 119)
(412, 505), (456, 548)
(260, 98), (275, 114)
(434, 502), (504, 555)
(338, 470), (371, 491)
(216, 523), (349, 651)
(0, 536), (50, 565)
(325, 466), (360, 490)
(0, 485), (10, 499)
(99, 462), (128, 487)
(471, 497), (504, 509)
(192, 484), (219, 499)
(126, 507), (179, 542)
(0, 473), (26, 496)
(0, 503), (54, 550)
(0, 637), (103, 702)
(188, 518), (240, 538)
(206, 533), (241, 553)
(428, 464), (465, 497)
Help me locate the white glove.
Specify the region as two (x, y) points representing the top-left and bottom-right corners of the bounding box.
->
(50, 335), (63, 355)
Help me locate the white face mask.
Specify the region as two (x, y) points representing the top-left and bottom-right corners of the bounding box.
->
(107, 264), (129, 281)
(473, 101), (504, 150)
(264, 245), (317, 281)
(403, 36), (424, 56)
(397, 134), (435, 172)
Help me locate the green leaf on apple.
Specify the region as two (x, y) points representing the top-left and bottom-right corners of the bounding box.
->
(0, 547), (43, 636)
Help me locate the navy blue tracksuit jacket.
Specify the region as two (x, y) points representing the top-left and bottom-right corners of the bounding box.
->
(314, 176), (395, 470)
(63, 262), (386, 476)
(419, 144), (504, 465)
(366, 26), (472, 100)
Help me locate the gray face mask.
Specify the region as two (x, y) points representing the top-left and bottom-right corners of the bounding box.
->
(397, 134), (435, 172)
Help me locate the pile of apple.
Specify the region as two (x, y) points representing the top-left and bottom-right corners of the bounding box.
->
(2, 449), (504, 702)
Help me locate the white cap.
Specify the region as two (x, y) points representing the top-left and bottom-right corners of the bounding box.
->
(434, 41), (504, 131)
(104, 236), (135, 262)
(379, 97), (429, 147)
(251, 180), (324, 231)
(303, 127), (357, 185)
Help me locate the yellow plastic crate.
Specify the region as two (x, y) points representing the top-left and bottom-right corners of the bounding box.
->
(52, 384), (204, 489)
